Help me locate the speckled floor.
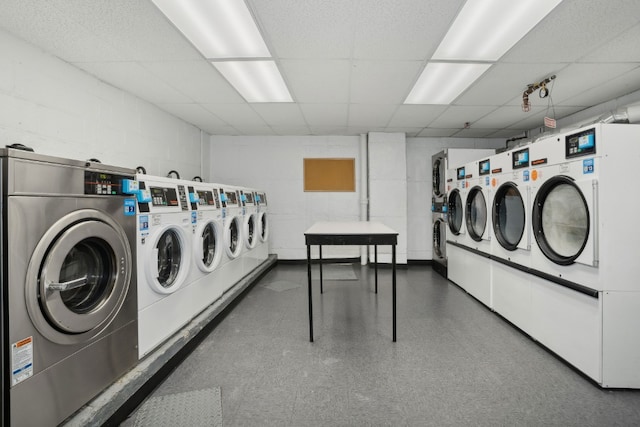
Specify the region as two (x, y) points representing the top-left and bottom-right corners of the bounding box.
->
(121, 264), (640, 426)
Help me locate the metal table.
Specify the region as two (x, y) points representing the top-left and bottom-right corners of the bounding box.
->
(304, 221), (399, 342)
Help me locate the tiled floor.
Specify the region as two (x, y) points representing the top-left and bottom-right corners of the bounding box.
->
(122, 264), (640, 426)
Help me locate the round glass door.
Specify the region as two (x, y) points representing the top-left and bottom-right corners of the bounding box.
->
(447, 189), (463, 235)
(433, 219), (444, 258)
(533, 176), (589, 265)
(156, 229), (183, 288)
(226, 217), (242, 258)
(201, 222), (217, 267)
(26, 209), (132, 344)
(245, 214), (256, 248)
(492, 182), (525, 251)
(259, 213), (268, 242)
(433, 157), (445, 197)
(466, 186), (487, 242)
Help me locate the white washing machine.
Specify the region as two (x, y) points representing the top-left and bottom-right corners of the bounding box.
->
(132, 174), (195, 359)
(488, 147), (534, 335)
(239, 187), (260, 276)
(187, 181), (225, 309)
(2, 149), (138, 426)
(526, 124), (640, 387)
(217, 185), (244, 290)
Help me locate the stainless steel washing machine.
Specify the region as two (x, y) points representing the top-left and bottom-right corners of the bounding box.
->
(1, 149), (138, 426)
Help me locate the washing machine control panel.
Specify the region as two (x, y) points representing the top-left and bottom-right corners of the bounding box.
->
(149, 186), (179, 207)
(566, 127), (596, 158)
(84, 171), (135, 195)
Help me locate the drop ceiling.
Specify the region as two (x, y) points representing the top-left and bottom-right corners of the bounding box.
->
(1, 0), (639, 137)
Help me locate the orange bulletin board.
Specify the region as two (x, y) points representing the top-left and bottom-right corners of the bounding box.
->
(303, 158), (356, 192)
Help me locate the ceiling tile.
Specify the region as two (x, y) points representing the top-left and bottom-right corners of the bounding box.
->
(352, 0), (464, 60)
(238, 126), (277, 136)
(384, 127), (423, 137)
(202, 104), (268, 128)
(300, 104), (348, 127)
(141, 61), (244, 104)
(452, 128), (503, 138)
(249, 0), (356, 59)
(501, 0), (640, 63)
(560, 66), (640, 107)
(252, 104), (308, 127)
(350, 60), (423, 104)
(272, 126), (312, 135)
(157, 103), (230, 132)
(417, 128), (459, 137)
(579, 23), (640, 62)
(75, 62), (191, 103)
(309, 126), (350, 135)
(387, 105), (447, 127)
(473, 105), (548, 129)
(280, 60), (351, 103)
(429, 106), (498, 129)
(347, 126), (387, 135)
(348, 104), (397, 127)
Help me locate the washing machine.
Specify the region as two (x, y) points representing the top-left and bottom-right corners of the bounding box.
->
(255, 189), (270, 258)
(2, 149), (138, 426)
(239, 187), (260, 276)
(445, 164), (469, 285)
(217, 185), (244, 290)
(525, 124), (640, 387)
(432, 212), (447, 277)
(132, 174), (195, 359)
(187, 181), (225, 308)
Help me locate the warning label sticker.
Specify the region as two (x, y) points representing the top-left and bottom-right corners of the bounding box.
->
(12, 336), (34, 386)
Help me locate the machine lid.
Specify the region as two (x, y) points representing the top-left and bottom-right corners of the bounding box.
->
(466, 186), (487, 242)
(26, 209), (132, 344)
(533, 176), (589, 265)
(447, 189), (463, 235)
(492, 182), (525, 251)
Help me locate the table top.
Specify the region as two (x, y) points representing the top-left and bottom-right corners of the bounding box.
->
(304, 221), (398, 236)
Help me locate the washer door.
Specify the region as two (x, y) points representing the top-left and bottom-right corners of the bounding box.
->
(466, 186), (487, 242)
(244, 214), (257, 249)
(146, 225), (190, 294)
(492, 182), (527, 251)
(433, 218), (447, 260)
(447, 189), (463, 235)
(533, 176), (596, 266)
(194, 220), (222, 273)
(433, 157), (445, 197)
(225, 216), (242, 258)
(26, 209), (132, 344)
(258, 212), (269, 243)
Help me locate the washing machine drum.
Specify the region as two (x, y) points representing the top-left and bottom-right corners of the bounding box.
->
(493, 182), (525, 251)
(466, 186), (487, 242)
(533, 176), (589, 265)
(447, 189), (463, 235)
(26, 209), (132, 344)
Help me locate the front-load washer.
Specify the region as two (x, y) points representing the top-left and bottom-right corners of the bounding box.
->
(239, 187), (259, 276)
(255, 190), (270, 259)
(488, 147), (534, 335)
(187, 182), (225, 309)
(2, 149), (138, 426)
(218, 185), (244, 290)
(132, 174), (194, 359)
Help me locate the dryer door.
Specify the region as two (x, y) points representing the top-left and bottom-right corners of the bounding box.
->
(465, 186), (487, 242)
(26, 209), (132, 344)
(493, 182), (528, 251)
(433, 218), (447, 260)
(433, 156), (445, 197)
(447, 189), (464, 235)
(532, 176), (597, 266)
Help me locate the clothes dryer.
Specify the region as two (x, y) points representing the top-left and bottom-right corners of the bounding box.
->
(133, 174), (194, 359)
(2, 150), (138, 426)
(488, 147), (534, 335)
(431, 151), (447, 213)
(255, 190), (270, 260)
(432, 212), (447, 277)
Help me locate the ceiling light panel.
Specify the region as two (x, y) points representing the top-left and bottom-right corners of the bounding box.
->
(152, 0), (270, 58)
(433, 0), (564, 61)
(212, 61), (293, 102)
(404, 63), (491, 105)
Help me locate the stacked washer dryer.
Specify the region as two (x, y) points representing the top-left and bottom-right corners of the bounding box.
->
(132, 174), (195, 359)
(432, 149), (494, 278)
(525, 123), (640, 388)
(489, 146), (534, 334)
(1, 149), (138, 426)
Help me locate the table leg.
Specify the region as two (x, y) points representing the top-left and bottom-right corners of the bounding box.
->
(392, 244), (396, 342)
(307, 244), (313, 342)
(319, 245), (323, 294)
(374, 245), (378, 294)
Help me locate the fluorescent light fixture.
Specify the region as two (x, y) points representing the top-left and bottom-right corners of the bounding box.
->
(152, 0), (270, 58)
(212, 61), (293, 102)
(433, 0), (563, 61)
(404, 63), (491, 104)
